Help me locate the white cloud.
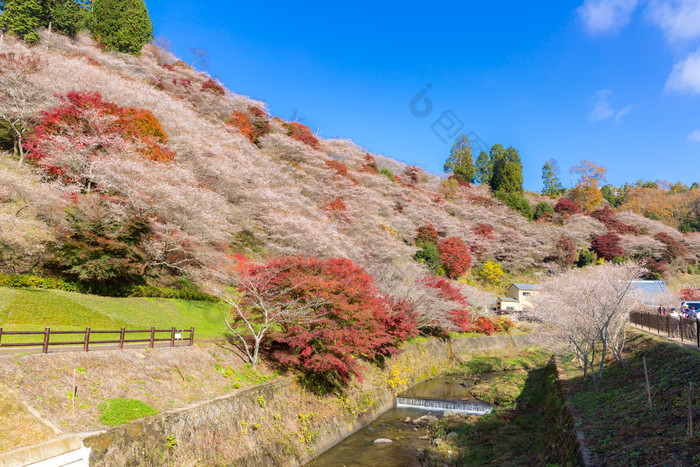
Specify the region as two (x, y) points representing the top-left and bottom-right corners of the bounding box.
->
(578, 0), (639, 35)
(646, 0), (700, 42)
(688, 129), (700, 141)
(589, 90), (635, 122)
(665, 48), (700, 94)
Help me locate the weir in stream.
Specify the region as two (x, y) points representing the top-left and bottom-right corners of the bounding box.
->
(307, 374), (495, 466)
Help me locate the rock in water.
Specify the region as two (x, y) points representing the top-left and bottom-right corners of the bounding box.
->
(404, 416), (411, 423)
(443, 410), (455, 417)
(374, 438), (393, 444)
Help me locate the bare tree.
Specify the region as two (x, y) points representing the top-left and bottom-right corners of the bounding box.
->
(0, 53), (48, 164)
(532, 263), (643, 391)
(188, 48), (209, 71)
(206, 264), (326, 369)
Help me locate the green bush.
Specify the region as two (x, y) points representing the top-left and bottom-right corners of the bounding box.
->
(90, 0), (153, 54)
(0, 274), (219, 301)
(494, 191), (533, 220)
(379, 167), (394, 181)
(414, 240), (440, 274)
(575, 248), (597, 267)
(533, 201), (554, 220)
(98, 398), (158, 426)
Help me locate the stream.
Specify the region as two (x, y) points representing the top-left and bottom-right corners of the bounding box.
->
(307, 374), (495, 467)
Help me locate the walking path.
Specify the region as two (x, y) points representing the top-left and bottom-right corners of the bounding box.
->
(629, 323), (700, 353)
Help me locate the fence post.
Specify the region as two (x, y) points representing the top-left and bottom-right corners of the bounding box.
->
(84, 327), (91, 352)
(0, 327), (3, 346)
(681, 318), (685, 342)
(149, 326), (155, 349)
(696, 319), (699, 348)
(170, 327), (175, 347)
(667, 315), (671, 337)
(189, 327), (194, 346)
(42, 327), (50, 354)
(119, 327), (125, 350)
(657, 313), (660, 335)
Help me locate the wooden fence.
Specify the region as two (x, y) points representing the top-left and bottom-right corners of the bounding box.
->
(0, 326), (194, 353)
(630, 311), (699, 347)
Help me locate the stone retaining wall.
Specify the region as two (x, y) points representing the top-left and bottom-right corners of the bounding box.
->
(82, 333), (548, 465)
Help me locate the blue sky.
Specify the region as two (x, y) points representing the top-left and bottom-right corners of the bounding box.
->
(147, 0), (700, 191)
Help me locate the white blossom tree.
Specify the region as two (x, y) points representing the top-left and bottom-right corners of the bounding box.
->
(532, 263), (643, 391)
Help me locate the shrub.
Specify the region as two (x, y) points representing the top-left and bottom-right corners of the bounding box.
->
(471, 316), (495, 335)
(590, 232), (624, 260)
(201, 78), (225, 95)
(415, 222), (439, 245)
(576, 247), (598, 267)
(494, 191), (532, 220)
(654, 232), (688, 261)
(414, 240), (440, 274)
(426, 277), (472, 333)
(227, 111), (255, 143)
(98, 398), (158, 426)
(680, 288), (700, 301)
(554, 198), (582, 216)
(494, 316), (515, 333)
(257, 257), (417, 383)
(533, 201), (554, 221)
(24, 91), (174, 181)
(246, 106), (270, 141)
(437, 237), (471, 279)
(590, 206), (639, 235)
(379, 167), (394, 181)
(476, 261), (505, 286)
(553, 235), (576, 265)
(282, 121), (320, 149)
(359, 154), (379, 173)
(91, 0), (154, 55)
(471, 224), (495, 240)
(325, 160), (349, 177)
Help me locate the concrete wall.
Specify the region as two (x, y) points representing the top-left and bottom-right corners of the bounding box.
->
(81, 332), (547, 466)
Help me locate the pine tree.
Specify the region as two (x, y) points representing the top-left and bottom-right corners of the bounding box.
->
(542, 159), (564, 198)
(444, 133), (475, 183)
(46, 0), (83, 37)
(490, 145), (523, 193)
(0, 0), (46, 43)
(90, 0), (153, 55)
(474, 150), (491, 185)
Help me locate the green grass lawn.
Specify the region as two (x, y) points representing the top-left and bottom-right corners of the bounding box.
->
(0, 287), (230, 343)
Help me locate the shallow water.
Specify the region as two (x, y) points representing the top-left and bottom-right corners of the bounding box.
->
(307, 375), (485, 466)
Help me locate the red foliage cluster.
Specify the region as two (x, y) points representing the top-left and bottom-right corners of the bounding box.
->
(24, 91), (175, 174)
(554, 235), (576, 265)
(471, 317), (495, 335)
(465, 192), (496, 207)
(426, 277), (472, 332)
(415, 222), (439, 245)
(555, 198), (582, 216)
(227, 111), (255, 142)
(654, 232), (688, 261)
(325, 160), (349, 177)
(437, 237), (471, 278)
(324, 198), (352, 222)
(227, 107), (270, 144)
(248, 256), (416, 382)
(172, 78), (192, 89)
(359, 154), (379, 173)
(590, 206), (639, 235)
(403, 166), (420, 185)
(283, 121), (320, 149)
(680, 288), (700, 301)
(590, 232), (624, 260)
(0, 52), (43, 73)
(201, 78), (225, 95)
(640, 257), (667, 278)
(471, 224), (495, 240)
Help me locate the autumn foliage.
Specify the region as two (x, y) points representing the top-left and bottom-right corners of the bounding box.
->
(415, 222), (439, 245)
(554, 198), (582, 216)
(245, 256), (417, 383)
(653, 232), (688, 262)
(426, 277), (472, 332)
(201, 78), (225, 95)
(24, 91), (174, 177)
(283, 121), (320, 149)
(590, 206), (639, 235)
(680, 288), (700, 301)
(437, 237), (471, 278)
(591, 232), (624, 260)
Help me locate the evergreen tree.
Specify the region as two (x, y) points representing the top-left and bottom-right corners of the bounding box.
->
(444, 133), (475, 183)
(474, 149), (491, 185)
(90, 0), (152, 54)
(490, 144), (523, 193)
(45, 0), (83, 36)
(0, 0), (46, 43)
(542, 159), (564, 198)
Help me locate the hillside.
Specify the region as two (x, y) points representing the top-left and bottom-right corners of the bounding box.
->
(1, 30), (699, 319)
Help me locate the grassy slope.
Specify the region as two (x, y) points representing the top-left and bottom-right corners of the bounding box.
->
(0, 287), (230, 341)
(0, 383), (56, 452)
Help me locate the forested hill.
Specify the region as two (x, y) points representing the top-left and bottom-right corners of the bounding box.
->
(1, 30), (699, 316)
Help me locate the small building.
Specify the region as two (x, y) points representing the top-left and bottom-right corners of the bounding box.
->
(498, 297), (521, 312)
(507, 283), (539, 310)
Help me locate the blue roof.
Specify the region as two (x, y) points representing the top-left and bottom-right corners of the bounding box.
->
(629, 280), (673, 305)
(512, 283), (538, 291)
